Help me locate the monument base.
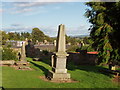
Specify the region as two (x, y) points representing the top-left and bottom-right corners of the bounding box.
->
(48, 70), (70, 81)
(15, 61), (29, 66)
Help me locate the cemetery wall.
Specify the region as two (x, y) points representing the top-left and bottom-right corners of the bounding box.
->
(67, 52), (98, 65)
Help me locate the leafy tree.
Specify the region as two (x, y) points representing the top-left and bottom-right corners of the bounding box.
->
(32, 28), (51, 43)
(85, 2), (120, 64)
(83, 37), (93, 44)
(25, 32), (32, 39)
(66, 35), (79, 45)
(2, 31), (9, 45)
(8, 32), (15, 40)
(20, 32), (32, 40)
(2, 47), (18, 60)
(16, 32), (21, 40)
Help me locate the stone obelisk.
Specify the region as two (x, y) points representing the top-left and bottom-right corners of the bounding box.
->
(20, 42), (26, 61)
(48, 24), (70, 81)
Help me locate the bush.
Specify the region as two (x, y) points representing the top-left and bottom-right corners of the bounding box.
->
(2, 47), (18, 60)
(42, 50), (49, 55)
(67, 45), (79, 52)
(77, 45), (95, 52)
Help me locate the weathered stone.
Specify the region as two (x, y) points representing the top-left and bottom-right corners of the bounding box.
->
(48, 71), (70, 81)
(16, 41), (28, 66)
(0, 60), (15, 65)
(48, 24), (70, 81)
(56, 24), (66, 53)
(54, 40), (56, 46)
(15, 61), (29, 66)
(20, 42), (26, 61)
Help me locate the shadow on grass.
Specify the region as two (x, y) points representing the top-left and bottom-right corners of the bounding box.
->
(28, 54), (113, 78)
(29, 61), (49, 77)
(67, 62), (113, 77)
(34, 54), (51, 66)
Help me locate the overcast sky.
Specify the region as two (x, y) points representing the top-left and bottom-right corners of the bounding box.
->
(1, 0), (92, 37)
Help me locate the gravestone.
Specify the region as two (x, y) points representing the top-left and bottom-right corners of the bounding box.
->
(25, 38), (28, 45)
(67, 42), (71, 45)
(44, 40), (47, 44)
(20, 42), (26, 61)
(36, 40), (39, 45)
(53, 40), (56, 46)
(48, 24), (70, 81)
(16, 41), (28, 66)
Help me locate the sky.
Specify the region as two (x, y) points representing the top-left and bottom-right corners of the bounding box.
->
(1, 1), (92, 37)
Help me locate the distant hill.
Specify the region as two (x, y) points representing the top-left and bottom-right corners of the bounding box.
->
(50, 35), (90, 38)
(69, 35), (90, 38)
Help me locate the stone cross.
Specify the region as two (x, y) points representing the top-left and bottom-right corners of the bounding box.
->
(48, 24), (70, 81)
(20, 42), (26, 61)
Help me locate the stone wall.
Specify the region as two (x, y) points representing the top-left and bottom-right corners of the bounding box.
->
(34, 44), (71, 52)
(0, 60), (15, 65)
(67, 51), (98, 65)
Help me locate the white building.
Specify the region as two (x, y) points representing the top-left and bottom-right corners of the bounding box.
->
(5, 40), (26, 47)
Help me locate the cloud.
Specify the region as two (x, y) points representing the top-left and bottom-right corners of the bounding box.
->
(11, 23), (22, 27)
(13, 8), (33, 14)
(14, 2), (49, 8)
(1, 0), (91, 2)
(3, 2), (54, 14)
(0, 8), (3, 13)
(66, 24), (90, 36)
(2, 0), (116, 2)
(2, 0), (90, 15)
(3, 23), (90, 37)
(40, 26), (58, 37)
(3, 24), (33, 33)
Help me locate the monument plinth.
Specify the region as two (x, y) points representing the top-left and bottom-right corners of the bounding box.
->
(48, 24), (70, 81)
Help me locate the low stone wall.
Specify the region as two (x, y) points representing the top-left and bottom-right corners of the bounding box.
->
(0, 60), (15, 65)
(67, 52), (98, 65)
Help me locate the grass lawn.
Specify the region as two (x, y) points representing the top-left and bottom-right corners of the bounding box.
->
(2, 58), (120, 88)
(0, 66), (2, 87)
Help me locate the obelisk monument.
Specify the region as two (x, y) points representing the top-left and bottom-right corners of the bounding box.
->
(20, 42), (26, 61)
(48, 24), (70, 81)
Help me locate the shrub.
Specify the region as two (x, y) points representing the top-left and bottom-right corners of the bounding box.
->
(2, 47), (18, 60)
(67, 45), (79, 52)
(42, 50), (49, 55)
(76, 45), (95, 52)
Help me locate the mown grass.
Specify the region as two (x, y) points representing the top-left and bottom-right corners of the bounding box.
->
(0, 66), (2, 87)
(2, 58), (120, 88)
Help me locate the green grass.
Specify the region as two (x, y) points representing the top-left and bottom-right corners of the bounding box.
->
(2, 58), (120, 88)
(0, 66), (2, 87)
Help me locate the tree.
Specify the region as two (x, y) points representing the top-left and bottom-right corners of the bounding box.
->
(2, 31), (9, 45)
(16, 32), (21, 40)
(32, 28), (51, 43)
(66, 35), (78, 45)
(8, 32), (15, 40)
(2, 47), (18, 60)
(20, 32), (32, 40)
(24, 32), (32, 39)
(85, 2), (120, 64)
